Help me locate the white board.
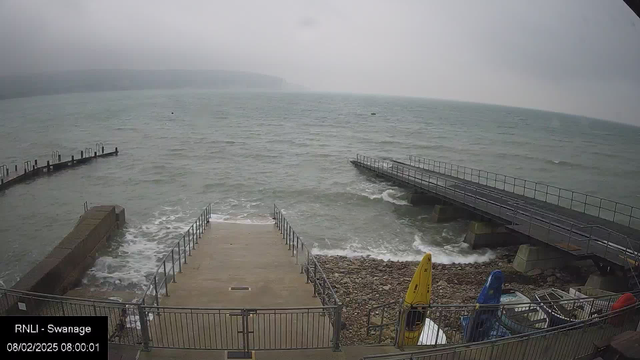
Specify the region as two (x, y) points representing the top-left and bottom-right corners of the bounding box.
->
(417, 318), (447, 345)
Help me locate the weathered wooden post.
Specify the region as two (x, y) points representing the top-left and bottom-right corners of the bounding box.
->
(115, 147), (119, 155)
(47, 160), (50, 172)
(58, 154), (61, 162)
(71, 155), (75, 165)
(94, 152), (97, 158)
(101, 146), (104, 154)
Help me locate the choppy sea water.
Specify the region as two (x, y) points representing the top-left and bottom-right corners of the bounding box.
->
(1, 89), (639, 291)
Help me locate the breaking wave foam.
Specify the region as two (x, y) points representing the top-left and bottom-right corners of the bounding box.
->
(312, 233), (495, 264)
(209, 213), (274, 224)
(363, 189), (410, 206)
(411, 234), (495, 264)
(85, 207), (195, 291)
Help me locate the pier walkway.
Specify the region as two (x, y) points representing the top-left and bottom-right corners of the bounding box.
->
(0, 145), (119, 191)
(134, 205), (344, 356)
(352, 155), (640, 271)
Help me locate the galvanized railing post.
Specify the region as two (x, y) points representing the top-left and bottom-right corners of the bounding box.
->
(185, 230), (190, 255)
(306, 251), (310, 283)
(312, 261), (318, 297)
(163, 261), (169, 296)
(153, 275), (160, 306)
(138, 305), (150, 351)
(171, 249), (176, 282)
(183, 236), (188, 264)
(177, 243), (182, 272)
(300, 242), (304, 273)
(332, 304), (342, 352)
(291, 232), (295, 257)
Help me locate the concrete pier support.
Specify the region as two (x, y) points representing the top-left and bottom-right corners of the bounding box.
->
(584, 273), (628, 293)
(463, 221), (519, 249)
(430, 205), (465, 223)
(409, 193), (441, 206)
(512, 244), (573, 273)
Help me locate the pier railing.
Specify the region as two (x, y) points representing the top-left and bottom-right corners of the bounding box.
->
(0, 145), (119, 191)
(140, 203), (212, 306)
(408, 155), (640, 230)
(354, 155), (640, 274)
(363, 300), (640, 360)
(366, 290), (640, 347)
(272, 204), (342, 351)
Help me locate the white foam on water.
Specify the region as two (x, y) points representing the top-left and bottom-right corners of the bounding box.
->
(85, 207), (196, 290)
(209, 213), (274, 224)
(358, 187), (410, 206)
(412, 234), (495, 264)
(312, 233), (495, 264)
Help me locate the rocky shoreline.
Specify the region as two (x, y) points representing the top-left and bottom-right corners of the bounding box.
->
(316, 246), (596, 345)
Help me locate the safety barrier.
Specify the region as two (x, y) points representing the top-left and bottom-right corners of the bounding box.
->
(273, 204), (342, 351)
(140, 204), (211, 306)
(366, 290), (640, 347)
(354, 155), (640, 277)
(363, 301), (640, 360)
(408, 155), (640, 229)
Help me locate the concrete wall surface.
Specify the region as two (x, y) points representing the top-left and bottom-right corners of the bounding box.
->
(11, 205), (125, 296)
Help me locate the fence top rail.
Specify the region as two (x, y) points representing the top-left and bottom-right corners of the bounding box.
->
(273, 204), (341, 306)
(406, 154), (639, 215)
(141, 304), (338, 311)
(363, 301), (640, 359)
(141, 203), (211, 304)
(368, 289), (640, 316)
(0, 287), (138, 306)
(354, 155), (640, 259)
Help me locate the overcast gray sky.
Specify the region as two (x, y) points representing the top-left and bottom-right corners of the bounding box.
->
(0, 0), (639, 124)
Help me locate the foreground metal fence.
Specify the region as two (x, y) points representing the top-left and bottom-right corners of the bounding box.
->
(408, 155), (640, 230)
(140, 305), (337, 350)
(273, 204), (343, 350)
(141, 204), (212, 306)
(354, 155), (640, 274)
(367, 290), (639, 348)
(0, 287), (144, 346)
(363, 301), (640, 360)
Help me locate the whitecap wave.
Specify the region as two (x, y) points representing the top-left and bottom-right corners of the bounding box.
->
(85, 207), (197, 290)
(411, 234), (495, 264)
(361, 189), (410, 206)
(209, 213), (274, 224)
(312, 233), (495, 264)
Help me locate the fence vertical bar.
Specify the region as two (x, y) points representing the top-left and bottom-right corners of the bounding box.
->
(333, 304), (342, 352)
(163, 261), (169, 296)
(178, 244), (182, 272)
(171, 250), (176, 282)
(138, 305), (151, 351)
(153, 276), (160, 306)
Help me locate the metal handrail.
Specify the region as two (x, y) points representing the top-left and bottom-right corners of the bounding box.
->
(408, 155), (640, 229)
(273, 204), (340, 306)
(140, 203), (212, 306)
(355, 155), (640, 267)
(366, 288), (640, 347)
(272, 204), (342, 351)
(0, 286), (138, 305)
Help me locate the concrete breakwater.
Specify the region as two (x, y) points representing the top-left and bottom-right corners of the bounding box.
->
(2, 205), (125, 314)
(0, 145), (119, 191)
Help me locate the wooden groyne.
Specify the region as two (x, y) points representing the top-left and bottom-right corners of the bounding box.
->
(0, 145), (119, 191)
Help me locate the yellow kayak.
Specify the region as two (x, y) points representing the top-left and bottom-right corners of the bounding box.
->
(402, 253), (432, 346)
